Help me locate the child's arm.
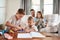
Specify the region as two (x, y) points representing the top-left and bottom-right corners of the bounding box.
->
(29, 28), (36, 32)
(35, 20), (40, 26)
(5, 21), (22, 30)
(25, 27), (37, 32)
(33, 26), (38, 31)
(25, 27), (31, 33)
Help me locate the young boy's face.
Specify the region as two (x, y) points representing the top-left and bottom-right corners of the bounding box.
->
(16, 12), (24, 20)
(28, 19), (34, 26)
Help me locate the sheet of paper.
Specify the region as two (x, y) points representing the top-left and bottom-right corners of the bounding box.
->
(0, 32), (2, 35)
(30, 32), (45, 38)
(17, 33), (32, 38)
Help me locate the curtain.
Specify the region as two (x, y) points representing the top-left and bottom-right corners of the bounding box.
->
(53, 0), (59, 14)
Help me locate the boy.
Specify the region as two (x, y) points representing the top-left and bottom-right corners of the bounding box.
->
(5, 9), (25, 32)
(25, 16), (38, 32)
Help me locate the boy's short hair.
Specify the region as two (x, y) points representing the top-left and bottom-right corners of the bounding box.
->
(17, 9), (25, 15)
(28, 16), (33, 20)
(30, 9), (35, 11)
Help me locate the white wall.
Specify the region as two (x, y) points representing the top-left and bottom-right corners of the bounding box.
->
(5, 0), (22, 21)
(0, 0), (6, 24)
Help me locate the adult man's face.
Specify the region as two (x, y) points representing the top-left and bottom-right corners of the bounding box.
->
(31, 11), (35, 17)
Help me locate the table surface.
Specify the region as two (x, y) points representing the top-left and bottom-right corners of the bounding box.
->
(0, 32), (60, 40)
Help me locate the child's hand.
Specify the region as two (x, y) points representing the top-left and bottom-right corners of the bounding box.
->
(30, 29), (35, 32)
(11, 28), (18, 31)
(15, 26), (22, 30)
(21, 26), (25, 29)
(25, 30), (30, 33)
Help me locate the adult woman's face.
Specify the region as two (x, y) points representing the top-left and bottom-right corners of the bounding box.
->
(37, 13), (41, 18)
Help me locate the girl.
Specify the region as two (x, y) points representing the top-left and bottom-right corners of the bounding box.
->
(34, 11), (47, 32)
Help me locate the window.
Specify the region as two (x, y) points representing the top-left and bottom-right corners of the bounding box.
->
(31, 0), (40, 15)
(44, 0), (53, 15)
(0, 0), (6, 24)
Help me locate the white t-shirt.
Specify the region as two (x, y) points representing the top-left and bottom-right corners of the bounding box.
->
(25, 23), (38, 31)
(7, 15), (26, 29)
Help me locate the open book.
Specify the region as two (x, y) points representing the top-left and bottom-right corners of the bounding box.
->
(17, 32), (45, 38)
(30, 32), (45, 38)
(17, 33), (32, 38)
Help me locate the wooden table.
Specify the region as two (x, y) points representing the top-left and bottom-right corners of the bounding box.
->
(4, 32), (60, 40)
(7, 32), (43, 40)
(0, 35), (5, 40)
(41, 32), (60, 40)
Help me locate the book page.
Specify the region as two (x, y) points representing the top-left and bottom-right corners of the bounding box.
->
(17, 33), (32, 38)
(30, 32), (45, 38)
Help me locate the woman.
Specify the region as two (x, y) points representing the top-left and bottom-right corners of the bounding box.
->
(34, 11), (47, 32)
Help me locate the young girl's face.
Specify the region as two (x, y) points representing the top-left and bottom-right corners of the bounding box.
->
(37, 13), (41, 18)
(28, 19), (34, 26)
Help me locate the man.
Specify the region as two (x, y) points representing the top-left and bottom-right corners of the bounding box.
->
(30, 9), (35, 17)
(5, 9), (25, 32)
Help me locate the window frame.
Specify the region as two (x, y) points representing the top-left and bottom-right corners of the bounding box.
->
(43, 0), (53, 15)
